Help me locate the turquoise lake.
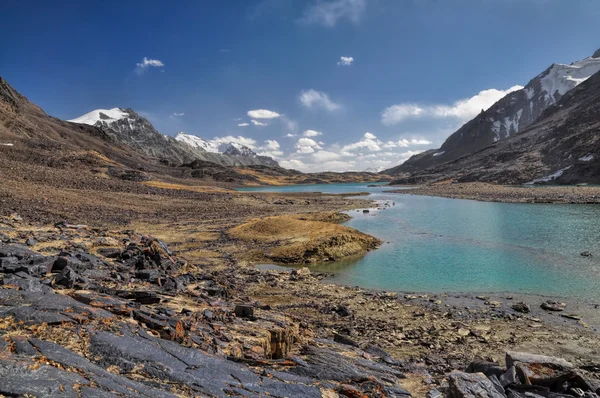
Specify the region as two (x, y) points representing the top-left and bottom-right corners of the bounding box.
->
(238, 183), (600, 300)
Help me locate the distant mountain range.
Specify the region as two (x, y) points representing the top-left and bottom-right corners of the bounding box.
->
(385, 49), (600, 181)
(387, 48), (600, 185)
(68, 108), (279, 168)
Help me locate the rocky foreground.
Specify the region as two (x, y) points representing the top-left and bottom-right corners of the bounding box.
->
(1, 213), (600, 397)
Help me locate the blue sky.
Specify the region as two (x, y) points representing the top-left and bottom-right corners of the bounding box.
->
(2, 0), (600, 171)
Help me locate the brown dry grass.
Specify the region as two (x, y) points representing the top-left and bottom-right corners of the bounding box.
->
(228, 213), (381, 264)
(141, 180), (231, 193)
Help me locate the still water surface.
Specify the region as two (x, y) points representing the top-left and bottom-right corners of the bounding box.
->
(238, 183), (600, 300)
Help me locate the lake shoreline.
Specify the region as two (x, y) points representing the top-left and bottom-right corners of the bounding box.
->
(388, 182), (600, 204)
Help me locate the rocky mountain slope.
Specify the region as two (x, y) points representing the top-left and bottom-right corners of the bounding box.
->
(390, 66), (600, 185)
(385, 49), (600, 176)
(69, 108), (279, 167)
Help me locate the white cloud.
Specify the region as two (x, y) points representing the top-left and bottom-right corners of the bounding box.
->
(250, 119), (267, 126)
(363, 132), (377, 140)
(300, 0), (366, 27)
(312, 150), (341, 162)
(257, 140), (283, 158)
(381, 105), (425, 125)
(341, 132), (382, 152)
(279, 159), (307, 170)
(238, 123), (250, 127)
(170, 112), (184, 118)
(285, 133), (298, 137)
(135, 57), (164, 75)
(247, 109), (281, 119)
(337, 56), (354, 66)
(296, 137), (323, 153)
(272, 129), (437, 172)
(299, 89), (342, 111)
(263, 140), (280, 151)
(381, 85), (523, 125)
(383, 138), (432, 148)
(303, 129), (322, 137)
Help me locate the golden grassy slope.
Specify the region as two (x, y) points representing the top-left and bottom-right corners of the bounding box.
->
(228, 212), (381, 264)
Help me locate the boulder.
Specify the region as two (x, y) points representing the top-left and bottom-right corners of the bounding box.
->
(448, 371), (506, 398)
(540, 300), (566, 312)
(506, 352), (575, 387)
(499, 366), (519, 388)
(511, 302), (530, 313)
(97, 247), (122, 258)
(291, 267), (311, 278)
(234, 304), (255, 319)
(580, 251), (593, 257)
(505, 352), (573, 369)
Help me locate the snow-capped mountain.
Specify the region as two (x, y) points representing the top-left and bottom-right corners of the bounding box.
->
(389, 63), (600, 185)
(68, 108), (278, 167)
(364, 166), (386, 173)
(174, 133), (259, 159)
(174, 132), (221, 153)
(386, 49), (600, 175)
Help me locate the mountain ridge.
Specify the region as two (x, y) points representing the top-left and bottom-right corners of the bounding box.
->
(385, 49), (600, 176)
(68, 108), (279, 168)
(389, 65), (600, 185)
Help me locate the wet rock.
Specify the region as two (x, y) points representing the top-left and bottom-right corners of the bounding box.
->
(363, 209), (370, 213)
(540, 300), (567, 312)
(511, 302), (530, 313)
(581, 251), (593, 257)
(448, 371), (507, 398)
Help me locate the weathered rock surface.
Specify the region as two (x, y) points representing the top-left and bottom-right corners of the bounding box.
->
(0, 218), (413, 396)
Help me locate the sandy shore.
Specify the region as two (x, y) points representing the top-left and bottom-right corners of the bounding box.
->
(388, 182), (600, 204)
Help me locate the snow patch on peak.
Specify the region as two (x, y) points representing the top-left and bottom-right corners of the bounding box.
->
(432, 151), (445, 157)
(364, 166), (385, 173)
(175, 133), (257, 158)
(175, 132), (220, 153)
(579, 154), (594, 162)
(540, 57), (600, 102)
(68, 108), (130, 126)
